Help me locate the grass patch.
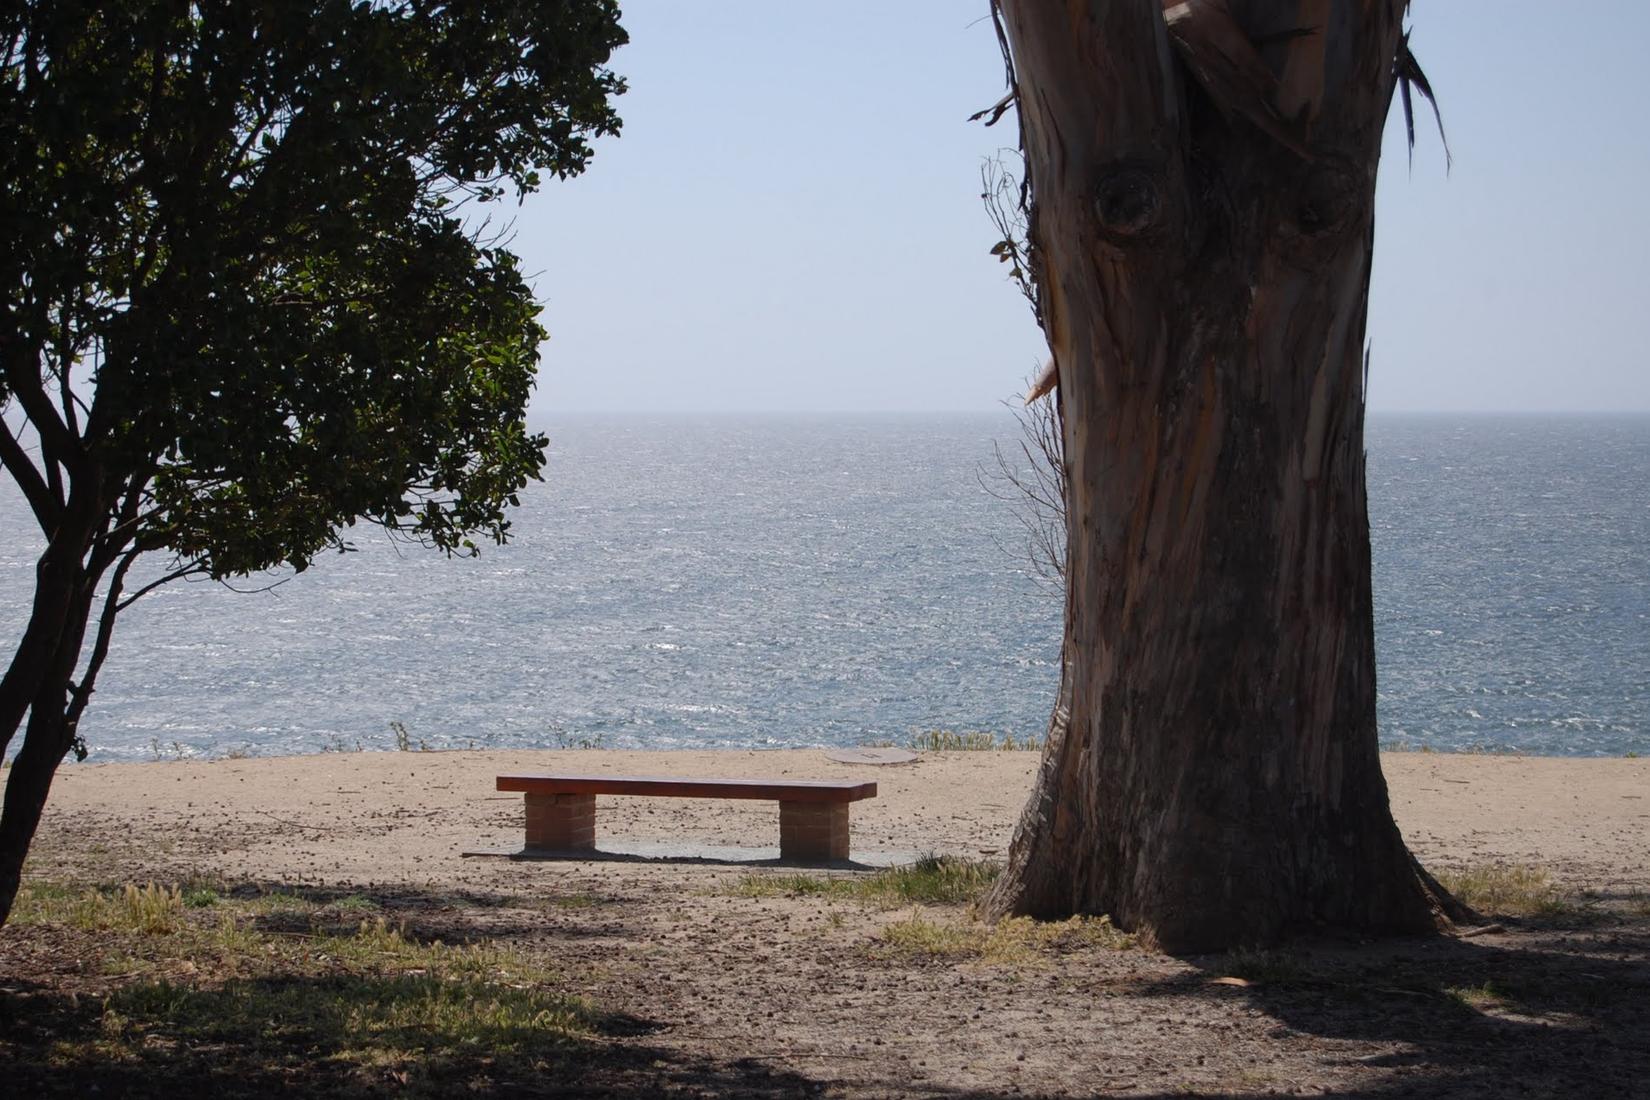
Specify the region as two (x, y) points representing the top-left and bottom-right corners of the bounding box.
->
(728, 856), (1001, 907)
(1436, 863), (1575, 919)
(4, 880), (596, 1096)
(727, 872), (853, 901)
(104, 968), (587, 1059)
(11, 881), (185, 934)
(1445, 979), (1516, 1010)
(863, 856), (1001, 905)
(878, 913), (1134, 963)
(903, 729), (1044, 752)
(247, 889), (314, 912)
(879, 914), (978, 956)
(180, 884), (220, 909)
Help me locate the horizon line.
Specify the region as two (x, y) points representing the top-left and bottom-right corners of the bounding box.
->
(528, 406), (1650, 419)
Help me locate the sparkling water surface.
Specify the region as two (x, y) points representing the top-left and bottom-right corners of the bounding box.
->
(1, 413), (1645, 761)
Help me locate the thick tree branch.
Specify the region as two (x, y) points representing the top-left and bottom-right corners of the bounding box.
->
(0, 417), (59, 530)
(64, 548), (141, 733)
(86, 471), (150, 577)
(3, 344), (76, 472)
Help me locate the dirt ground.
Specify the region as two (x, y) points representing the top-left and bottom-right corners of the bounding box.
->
(5, 749), (1649, 1097)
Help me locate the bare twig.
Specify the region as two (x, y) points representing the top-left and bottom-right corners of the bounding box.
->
(981, 156), (1037, 317)
(114, 558), (212, 612)
(968, 91), (1015, 127)
(979, 377), (1067, 594)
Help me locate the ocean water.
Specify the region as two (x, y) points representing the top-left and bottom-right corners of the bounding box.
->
(1, 413), (1645, 761)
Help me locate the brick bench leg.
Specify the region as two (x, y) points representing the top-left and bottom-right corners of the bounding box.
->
(779, 801), (849, 862)
(524, 793), (595, 852)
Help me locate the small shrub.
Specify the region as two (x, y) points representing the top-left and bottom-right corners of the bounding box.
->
(181, 885), (220, 909)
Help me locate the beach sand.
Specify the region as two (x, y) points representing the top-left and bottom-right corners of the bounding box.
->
(10, 749), (1650, 1097)
(27, 748), (1650, 893)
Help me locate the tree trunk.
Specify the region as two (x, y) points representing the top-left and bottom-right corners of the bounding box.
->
(0, 684), (80, 926)
(983, 0), (1464, 951)
(0, 488), (106, 926)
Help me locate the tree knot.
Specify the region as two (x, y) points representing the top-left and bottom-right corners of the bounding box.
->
(1283, 161), (1365, 247)
(1091, 164), (1166, 242)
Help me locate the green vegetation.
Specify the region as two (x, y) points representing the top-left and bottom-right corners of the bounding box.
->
(549, 727), (608, 751)
(1382, 741), (1523, 756)
(1444, 979), (1516, 1010)
(730, 857), (1130, 964)
(389, 721), (432, 753)
(0, 0), (628, 930)
(11, 881), (187, 934)
(728, 855), (1000, 906)
(1436, 863), (1574, 919)
(892, 730), (1045, 752)
(5, 880), (595, 1095)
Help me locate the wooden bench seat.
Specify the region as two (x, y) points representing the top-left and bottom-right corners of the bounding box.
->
(496, 773), (878, 863)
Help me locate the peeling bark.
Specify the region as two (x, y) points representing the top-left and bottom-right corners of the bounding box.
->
(984, 0), (1467, 951)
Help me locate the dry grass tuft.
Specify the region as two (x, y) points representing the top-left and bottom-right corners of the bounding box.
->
(1436, 863), (1574, 918)
(903, 729), (1044, 752)
(729, 855), (1000, 907)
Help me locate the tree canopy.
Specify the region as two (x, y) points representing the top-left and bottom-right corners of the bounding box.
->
(0, 0), (627, 924)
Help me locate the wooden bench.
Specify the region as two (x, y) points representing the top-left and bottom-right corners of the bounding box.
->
(496, 774), (878, 863)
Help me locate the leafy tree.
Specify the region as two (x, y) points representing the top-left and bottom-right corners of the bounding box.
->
(0, 0), (626, 925)
(979, 0), (1470, 950)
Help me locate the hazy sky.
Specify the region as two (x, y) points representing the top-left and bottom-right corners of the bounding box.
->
(515, 2), (1650, 416)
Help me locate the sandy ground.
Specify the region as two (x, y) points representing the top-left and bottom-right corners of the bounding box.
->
(11, 749), (1650, 1097)
(26, 748), (1650, 894)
